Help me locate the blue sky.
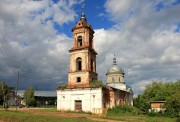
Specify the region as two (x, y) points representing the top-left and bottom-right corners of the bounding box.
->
(53, 0), (114, 37)
(0, 0), (180, 96)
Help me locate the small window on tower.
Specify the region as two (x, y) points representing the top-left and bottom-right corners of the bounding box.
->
(77, 36), (82, 47)
(77, 77), (81, 83)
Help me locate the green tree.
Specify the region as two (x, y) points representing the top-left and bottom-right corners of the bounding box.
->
(134, 80), (180, 117)
(24, 87), (36, 107)
(0, 82), (14, 110)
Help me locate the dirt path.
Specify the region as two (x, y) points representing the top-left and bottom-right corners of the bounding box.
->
(5, 108), (121, 122)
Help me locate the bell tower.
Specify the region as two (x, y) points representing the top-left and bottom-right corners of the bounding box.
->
(67, 10), (98, 88)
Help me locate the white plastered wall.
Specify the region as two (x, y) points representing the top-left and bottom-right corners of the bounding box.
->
(57, 87), (103, 113)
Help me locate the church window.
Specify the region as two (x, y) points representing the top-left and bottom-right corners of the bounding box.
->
(77, 77), (81, 83)
(77, 36), (82, 47)
(91, 59), (93, 71)
(119, 77), (121, 82)
(89, 38), (92, 48)
(76, 57), (82, 71)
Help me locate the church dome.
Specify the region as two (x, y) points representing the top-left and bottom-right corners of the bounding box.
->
(107, 64), (124, 74)
(107, 64), (124, 75)
(106, 55), (124, 75)
(72, 10), (93, 32)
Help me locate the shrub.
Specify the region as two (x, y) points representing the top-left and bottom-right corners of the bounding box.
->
(90, 80), (103, 87)
(57, 84), (67, 90)
(164, 109), (178, 118)
(107, 105), (141, 116)
(148, 109), (164, 117)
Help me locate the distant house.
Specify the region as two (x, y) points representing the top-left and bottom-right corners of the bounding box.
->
(149, 101), (166, 112)
(17, 90), (57, 106)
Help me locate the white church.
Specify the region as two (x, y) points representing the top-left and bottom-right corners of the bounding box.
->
(57, 11), (133, 114)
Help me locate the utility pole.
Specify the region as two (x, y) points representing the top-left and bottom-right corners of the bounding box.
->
(15, 70), (19, 111)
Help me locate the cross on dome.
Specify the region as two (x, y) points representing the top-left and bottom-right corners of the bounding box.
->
(113, 54), (116, 65)
(81, 3), (86, 19)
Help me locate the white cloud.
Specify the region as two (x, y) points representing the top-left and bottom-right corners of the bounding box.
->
(93, 0), (180, 94)
(0, 0), (179, 95)
(0, 0), (79, 90)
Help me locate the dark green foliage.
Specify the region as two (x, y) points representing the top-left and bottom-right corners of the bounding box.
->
(107, 104), (141, 116)
(148, 109), (165, 117)
(24, 87), (36, 106)
(134, 80), (180, 117)
(0, 82), (14, 109)
(164, 109), (177, 118)
(35, 96), (56, 107)
(90, 80), (103, 87)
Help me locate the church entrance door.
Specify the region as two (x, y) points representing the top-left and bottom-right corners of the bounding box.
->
(75, 100), (82, 111)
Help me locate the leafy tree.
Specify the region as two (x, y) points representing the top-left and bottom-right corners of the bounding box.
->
(134, 80), (180, 117)
(0, 82), (14, 110)
(24, 87), (36, 107)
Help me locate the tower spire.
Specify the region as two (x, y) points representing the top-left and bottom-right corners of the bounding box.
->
(81, 3), (86, 20)
(113, 54), (116, 65)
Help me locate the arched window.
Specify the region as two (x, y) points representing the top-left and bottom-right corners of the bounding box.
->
(91, 59), (93, 71)
(119, 77), (121, 82)
(77, 36), (82, 47)
(76, 57), (82, 71)
(89, 37), (92, 48)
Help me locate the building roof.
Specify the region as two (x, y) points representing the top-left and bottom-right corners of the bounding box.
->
(107, 83), (133, 94)
(17, 90), (57, 97)
(150, 101), (166, 103)
(72, 9), (93, 32)
(106, 55), (124, 75)
(107, 64), (124, 74)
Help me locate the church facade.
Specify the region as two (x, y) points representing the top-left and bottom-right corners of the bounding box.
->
(57, 11), (133, 114)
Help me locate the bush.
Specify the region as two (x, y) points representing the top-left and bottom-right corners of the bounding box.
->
(164, 109), (179, 118)
(176, 117), (180, 122)
(107, 105), (141, 116)
(90, 80), (103, 87)
(148, 109), (164, 117)
(148, 108), (179, 118)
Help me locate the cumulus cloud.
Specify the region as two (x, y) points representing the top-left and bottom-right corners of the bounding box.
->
(0, 0), (179, 96)
(94, 0), (180, 95)
(0, 0), (78, 90)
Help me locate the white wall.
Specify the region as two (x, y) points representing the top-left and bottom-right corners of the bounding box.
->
(57, 87), (103, 113)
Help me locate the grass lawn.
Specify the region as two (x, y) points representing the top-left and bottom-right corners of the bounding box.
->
(0, 110), (95, 122)
(0, 108), (179, 122)
(107, 113), (179, 122)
